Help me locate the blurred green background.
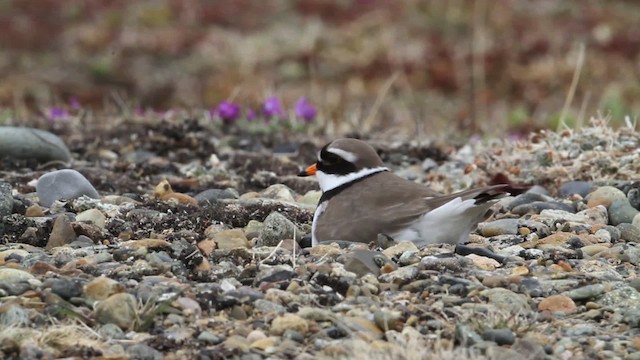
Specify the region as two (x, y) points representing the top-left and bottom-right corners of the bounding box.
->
(1, 0), (639, 137)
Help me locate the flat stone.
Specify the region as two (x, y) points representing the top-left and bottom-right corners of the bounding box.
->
(478, 219), (520, 236)
(36, 169), (99, 207)
(76, 208), (106, 229)
(561, 284), (605, 301)
(382, 240), (419, 258)
(213, 229), (250, 250)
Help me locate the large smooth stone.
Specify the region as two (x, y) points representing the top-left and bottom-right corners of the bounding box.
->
(36, 169), (100, 207)
(0, 126), (71, 162)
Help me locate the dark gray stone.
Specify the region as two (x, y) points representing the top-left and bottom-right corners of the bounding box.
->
(0, 126), (72, 163)
(559, 181), (594, 198)
(194, 188), (238, 204)
(482, 328), (516, 345)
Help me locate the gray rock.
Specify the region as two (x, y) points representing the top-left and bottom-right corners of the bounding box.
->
(565, 324), (596, 336)
(629, 278), (640, 292)
(609, 199), (639, 226)
(629, 188), (640, 210)
(478, 219), (520, 236)
(258, 212), (301, 246)
(194, 188), (238, 204)
(618, 246), (640, 265)
(482, 329), (515, 345)
(343, 250), (395, 277)
(378, 265), (419, 284)
(455, 324), (483, 346)
(47, 277), (83, 300)
(559, 181), (593, 198)
(254, 299), (286, 314)
(512, 201), (575, 215)
(197, 331), (223, 345)
(126, 343), (164, 360)
(0, 304), (30, 327)
(561, 284), (605, 301)
(98, 323), (126, 339)
(36, 169), (99, 207)
(0, 126), (71, 163)
(480, 288), (531, 313)
(617, 223), (640, 243)
(507, 192), (554, 210)
(597, 286), (640, 309)
(0, 181), (13, 217)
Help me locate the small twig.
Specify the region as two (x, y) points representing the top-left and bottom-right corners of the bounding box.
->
(558, 42), (586, 131)
(260, 240), (284, 265)
(362, 72), (399, 131)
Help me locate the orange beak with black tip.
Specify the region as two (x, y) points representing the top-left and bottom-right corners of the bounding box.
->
(298, 163), (317, 177)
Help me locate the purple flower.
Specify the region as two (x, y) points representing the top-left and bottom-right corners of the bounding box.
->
(69, 96), (81, 110)
(215, 100), (240, 122)
(245, 109), (257, 121)
(294, 97), (317, 122)
(48, 107), (69, 121)
(262, 96), (285, 119)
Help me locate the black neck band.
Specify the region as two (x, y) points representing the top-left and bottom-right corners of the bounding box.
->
(318, 169), (387, 204)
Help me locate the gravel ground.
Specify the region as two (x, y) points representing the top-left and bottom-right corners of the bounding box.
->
(1, 118), (640, 360)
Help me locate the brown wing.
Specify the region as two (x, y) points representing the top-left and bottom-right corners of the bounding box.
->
(315, 174), (507, 243)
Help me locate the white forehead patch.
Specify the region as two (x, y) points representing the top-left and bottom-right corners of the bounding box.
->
(326, 147), (358, 163)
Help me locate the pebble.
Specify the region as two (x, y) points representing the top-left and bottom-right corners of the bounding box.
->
(512, 201), (575, 215)
(94, 292), (138, 330)
(478, 218), (520, 236)
(126, 343), (163, 360)
(586, 186), (627, 208)
(559, 181), (593, 198)
(45, 215), (77, 249)
(0, 181), (13, 217)
(84, 276), (125, 301)
(381, 240), (419, 258)
(617, 223), (640, 242)
(212, 228), (250, 250)
(561, 284), (605, 301)
(609, 199), (639, 226)
(36, 169), (100, 207)
(76, 208), (106, 229)
(194, 188), (238, 204)
(378, 265), (419, 284)
(259, 212), (301, 246)
(482, 329), (516, 345)
(480, 288), (530, 313)
(538, 295), (577, 314)
(0, 126), (72, 163)
(270, 313), (308, 336)
(343, 250), (394, 277)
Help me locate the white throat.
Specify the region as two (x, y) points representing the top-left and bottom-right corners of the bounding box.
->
(316, 166), (388, 192)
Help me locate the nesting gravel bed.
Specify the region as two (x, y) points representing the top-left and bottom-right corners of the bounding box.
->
(1, 119), (640, 359)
